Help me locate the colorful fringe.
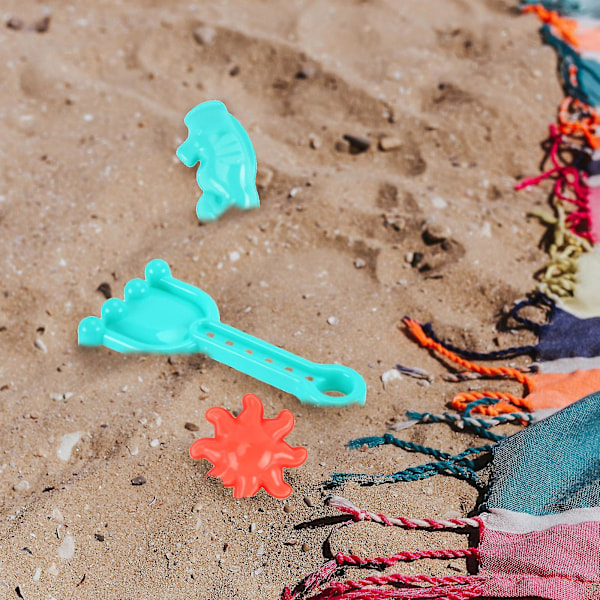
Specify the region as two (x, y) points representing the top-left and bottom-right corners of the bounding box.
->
(283, 392), (600, 600)
(518, 5), (600, 299)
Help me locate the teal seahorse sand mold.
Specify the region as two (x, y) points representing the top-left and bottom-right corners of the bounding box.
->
(176, 100), (260, 221)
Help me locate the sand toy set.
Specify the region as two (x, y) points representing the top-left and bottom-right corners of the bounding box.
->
(79, 103), (366, 499)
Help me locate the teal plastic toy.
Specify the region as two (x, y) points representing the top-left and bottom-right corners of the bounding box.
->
(176, 101), (260, 221)
(78, 260), (366, 407)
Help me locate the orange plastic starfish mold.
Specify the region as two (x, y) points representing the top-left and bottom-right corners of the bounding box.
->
(189, 393), (307, 498)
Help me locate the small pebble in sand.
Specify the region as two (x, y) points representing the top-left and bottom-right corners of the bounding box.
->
(131, 476), (147, 486)
(96, 282), (112, 299)
(48, 563), (59, 577)
(256, 167), (273, 190)
(411, 252), (424, 268)
(184, 422), (199, 432)
(335, 139), (351, 153)
(150, 438), (160, 448)
(58, 534), (75, 560)
(283, 503), (294, 513)
(480, 221), (492, 238)
(249, 522), (257, 533)
(288, 187), (302, 198)
(381, 369), (402, 388)
(193, 24), (216, 45)
(13, 479), (30, 493)
(303, 496), (314, 507)
(32, 566), (42, 581)
(200, 384), (210, 393)
(327, 316), (339, 326)
(94, 533), (105, 542)
(354, 258), (366, 269)
(6, 17), (24, 30)
(57, 432), (83, 462)
(295, 65), (315, 79)
(192, 502), (202, 513)
(431, 196), (448, 209)
(396, 364), (433, 382)
(51, 508), (64, 523)
(301, 543), (310, 552)
(423, 221), (451, 244)
(33, 15), (51, 33)
(257, 544), (265, 556)
(308, 133), (321, 149)
(34, 338), (47, 353)
(343, 134), (370, 153)
(378, 136), (401, 151)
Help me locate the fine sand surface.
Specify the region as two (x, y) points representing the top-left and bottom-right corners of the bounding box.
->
(0, 1), (560, 598)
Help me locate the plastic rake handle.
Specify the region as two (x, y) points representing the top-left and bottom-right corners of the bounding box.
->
(78, 259), (366, 407)
(189, 321), (364, 406)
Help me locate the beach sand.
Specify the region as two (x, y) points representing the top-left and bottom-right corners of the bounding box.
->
(0, 1), (559, 598)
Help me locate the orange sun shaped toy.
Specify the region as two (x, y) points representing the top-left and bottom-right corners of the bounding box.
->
(189, 393), (308, 498)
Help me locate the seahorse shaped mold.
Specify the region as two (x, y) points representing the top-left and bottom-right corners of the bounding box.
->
(176, 100), (260, 221)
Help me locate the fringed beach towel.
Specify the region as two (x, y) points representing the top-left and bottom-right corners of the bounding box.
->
(282, 391), (600, 600)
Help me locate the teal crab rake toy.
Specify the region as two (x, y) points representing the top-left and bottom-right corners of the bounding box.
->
(78, 260), (366, 407)
(177, 101), (260, 222)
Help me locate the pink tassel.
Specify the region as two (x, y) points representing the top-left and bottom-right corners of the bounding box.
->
(516, 124), (591, 240)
